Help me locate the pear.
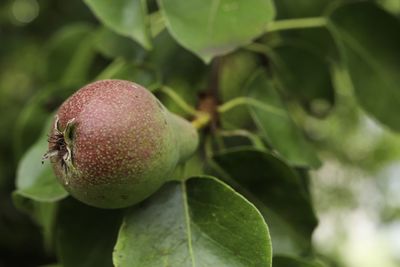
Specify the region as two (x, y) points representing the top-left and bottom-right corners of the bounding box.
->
(45, 79), (198, 208)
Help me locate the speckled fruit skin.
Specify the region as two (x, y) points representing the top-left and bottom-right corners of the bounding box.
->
(49, 79), (198, 209)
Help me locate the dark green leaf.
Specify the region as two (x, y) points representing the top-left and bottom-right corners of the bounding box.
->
(247, 70), (320, 167)
(56, 198), (122, 267)
(296, 168), (312, 196)
(15, 119), (68, 202)
(262, 19), (339, 66)
(274, 0), (332, 19)
(94, 27), (145, 60)
(268, 0), (339, 62)
(213, 148), (318, 254)
(96, 58), (160, 90)
(84, 0), (152, 49)
(13, 194), (59, 253)
(328, 1), (400, 131)
(149, 31), (207, 115)
(150, 30), (207, 87)
(159, 0), (275, 62)
(272, 44), (335, 117)
(273, 255), (325, 267)
(13, 86), (55, 159)
(218, 131), (267, 151)
(220, 50), (260, 128)
(45, 23), (97, 88)
(220, 50), (260, 101)
(113, 176), (272, 267)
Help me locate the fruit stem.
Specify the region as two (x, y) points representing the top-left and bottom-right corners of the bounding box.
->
(191, 112), (211, 130)
(158, 86), (213, 130)
(217, 97), (284, 116)
(266, 17), (327, 33)
(159, 86), (199, 116)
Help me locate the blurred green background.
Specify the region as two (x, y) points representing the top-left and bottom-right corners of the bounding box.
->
(0, 0), (400, 266)
(0, 1), (100, 266)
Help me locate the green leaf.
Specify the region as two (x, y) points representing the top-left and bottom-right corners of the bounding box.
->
(268, 0), (340, 62)
(217, 131), (267, 151)
(272, 44), (335, 117)
(15, 119), (68, 202)
(13, 194), (59, 253)
(96, 58), (160, 90)
(380, 0), (400, 16)
(94, 27), (145, 60)
(45, 23), (97, 88)
(179, 151), (205, 179)
(273, 255), (325, 267)
(220, 50), (260, 101)
(56, 198), (122, 267)
(13, 86), (55, 159)
(148, 31), (207, 114)
(213, 148), (318, 254)
(220, 50), (260, 128)
(149, 30), (207, 87)
(274, 27), (339, 63)
(84, 0), (152, 49)
(247, 70), (320, 167)
(113, 176), (272, 267)
(149, 11), (166, 38)
(328, 1), (400, 131)
(158, 0), (276, 62)
(275, 0), (332, 19)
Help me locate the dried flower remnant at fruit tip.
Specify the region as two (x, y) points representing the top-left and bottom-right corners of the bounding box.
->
(43, 115), (76, 175)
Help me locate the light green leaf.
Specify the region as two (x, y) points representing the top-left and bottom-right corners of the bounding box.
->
(158, 0), (275, 62)
(113, 176), (272, 267)
(84, 0), (152, 49)
(247, 70), (320, 167)
(213, 148), (318, 254)
(15, 118), (68, 202)
(328, 1), (400, 131)
(149, 11), (166, 38)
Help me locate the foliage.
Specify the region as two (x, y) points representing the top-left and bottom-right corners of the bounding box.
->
(1, 0), (400, 266)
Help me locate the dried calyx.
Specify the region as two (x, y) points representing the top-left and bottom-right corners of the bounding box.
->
(43, 116), (76, 174)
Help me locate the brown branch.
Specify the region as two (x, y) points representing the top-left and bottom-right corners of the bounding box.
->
(197, 57), (221, 132)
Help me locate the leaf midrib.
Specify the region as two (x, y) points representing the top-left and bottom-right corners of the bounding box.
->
(181, 181), (264, 267)
(207, 0), (221, 37)
(181, 181), (196, 267)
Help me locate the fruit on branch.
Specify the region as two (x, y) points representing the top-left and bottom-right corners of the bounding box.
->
(44, 79), (198, 209)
